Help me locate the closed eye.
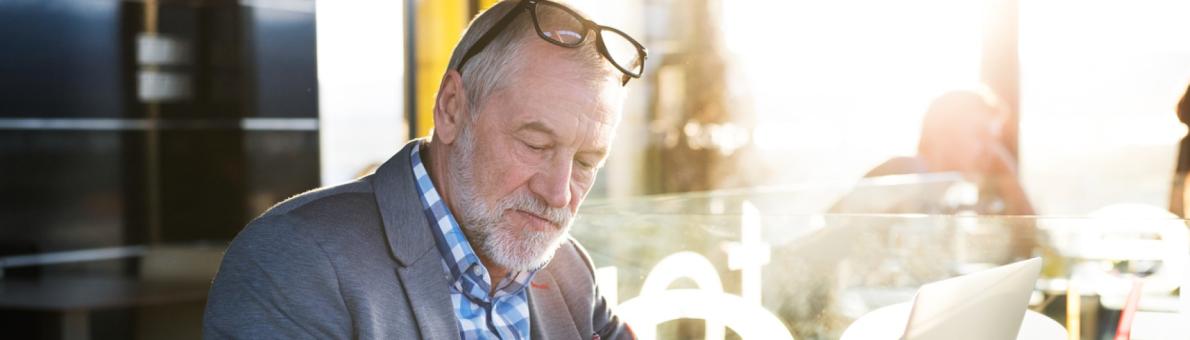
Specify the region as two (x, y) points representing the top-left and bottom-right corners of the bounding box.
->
(523, 140), (548, 151)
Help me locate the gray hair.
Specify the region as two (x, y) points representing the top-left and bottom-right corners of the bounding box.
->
(444, 0), (616, 118)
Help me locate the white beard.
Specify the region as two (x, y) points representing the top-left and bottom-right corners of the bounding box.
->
(447, 127), (574, 272)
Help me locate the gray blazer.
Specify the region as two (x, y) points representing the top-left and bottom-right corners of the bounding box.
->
(203, 141), (632, 339)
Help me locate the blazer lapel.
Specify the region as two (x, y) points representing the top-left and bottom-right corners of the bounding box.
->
(529, 270), (583, 340)
(374, 140), (460, 340)
(396, 253), (459, 340)
(373, 140), (436, 267)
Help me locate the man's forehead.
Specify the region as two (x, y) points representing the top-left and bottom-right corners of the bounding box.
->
(504, 51), (623, 120)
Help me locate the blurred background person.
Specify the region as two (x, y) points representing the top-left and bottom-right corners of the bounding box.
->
(829, 88), (1038, 268)
(861, 88), (1036, 216)
(1169, 82), (1190, 217)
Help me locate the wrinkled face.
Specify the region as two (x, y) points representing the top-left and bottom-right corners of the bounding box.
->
(448, 45), (624, 272)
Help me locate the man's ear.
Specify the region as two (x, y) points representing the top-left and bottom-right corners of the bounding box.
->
(433, 70), (467, 145)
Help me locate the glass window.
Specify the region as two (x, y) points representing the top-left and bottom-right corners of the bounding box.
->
(722, 0), (986, 186)
(1019, 0), (1190, 214)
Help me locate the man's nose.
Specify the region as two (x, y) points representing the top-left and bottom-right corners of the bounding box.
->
(530, 157), (573, 209)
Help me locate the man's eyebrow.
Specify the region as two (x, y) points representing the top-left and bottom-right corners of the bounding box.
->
(516, 121), (557, 138)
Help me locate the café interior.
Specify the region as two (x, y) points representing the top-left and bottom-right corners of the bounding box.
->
(2, 0), (1190, 339)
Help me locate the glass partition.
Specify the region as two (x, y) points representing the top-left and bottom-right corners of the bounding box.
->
(573, 178), (1189, 339)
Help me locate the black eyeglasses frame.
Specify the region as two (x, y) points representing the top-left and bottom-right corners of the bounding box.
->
(454, 0), (648, 85)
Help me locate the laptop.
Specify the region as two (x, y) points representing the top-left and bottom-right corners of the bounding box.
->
(902, 257), (1044, 340)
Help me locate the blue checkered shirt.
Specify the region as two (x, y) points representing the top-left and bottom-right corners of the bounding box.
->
(410, 142), (537, 340)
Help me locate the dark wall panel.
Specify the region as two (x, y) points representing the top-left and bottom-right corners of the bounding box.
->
(0, 0), (125, 118)
(0, 0), (320, 252)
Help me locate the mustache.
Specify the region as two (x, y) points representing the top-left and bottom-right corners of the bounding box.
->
(500, 191), (573, 227)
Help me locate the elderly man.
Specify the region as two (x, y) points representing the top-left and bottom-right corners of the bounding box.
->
(203, 1), (646, 339)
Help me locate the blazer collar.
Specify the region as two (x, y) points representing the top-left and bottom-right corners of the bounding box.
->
(374, 140), (461, 340)
(373, 139), (437, 267)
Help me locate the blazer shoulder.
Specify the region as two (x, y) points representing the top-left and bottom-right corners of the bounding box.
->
(261, 178), (375, 218)
(250, 177), (380, 230)
(234, 177), (389, 257)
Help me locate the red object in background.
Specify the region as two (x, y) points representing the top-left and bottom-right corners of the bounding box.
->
(1114, 278), (1145, 340)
